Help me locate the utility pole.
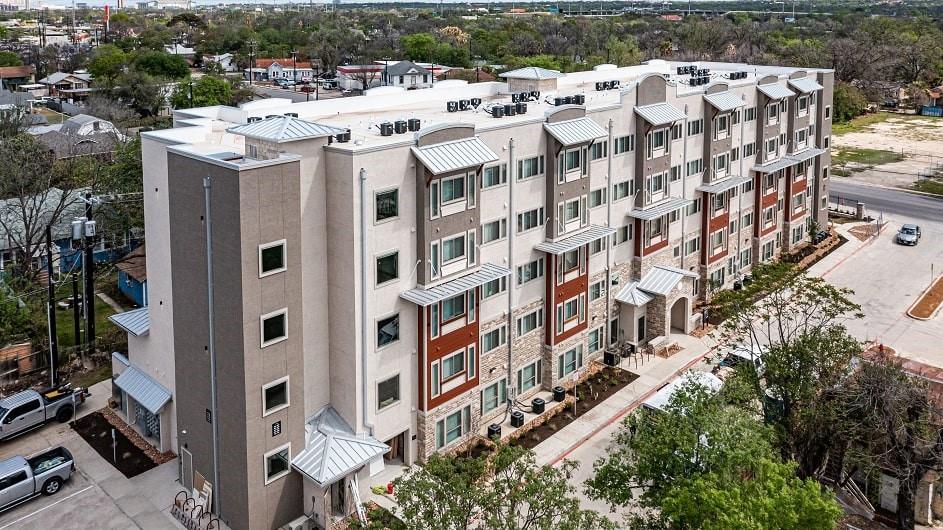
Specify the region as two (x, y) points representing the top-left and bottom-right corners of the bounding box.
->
(247, 41), (257, 87)
(45, 225), (59, 388)
(72, 272), (81, 348)
(83, 193), (95, 362)
(291, 50), (298, 91)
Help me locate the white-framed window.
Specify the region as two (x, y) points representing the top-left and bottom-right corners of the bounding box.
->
(259, 240), (286, 277)
(441, 293), (466, 322)
(588, 327), (604, 353)
(482, 325), (507, 353)
(481, 277), (507, 299)
(375, 188), (399, 222)
(612, 225), (632, 245)
(687, 119), (704, 136)
(729, 219), (739, 235)
(762, 240), (775, 261)
(517, 360), (542, 392)
(646, 129), (667, 159)
(518, 155), (545, 180)
(824, 105), (831, 120)
(709, 268), (725, 290)
(742, 211), (754, 229)
(730, 147), (740, 163)
(482, 164), (507, 188)
(516, 308), (543, 337)
(377, 374), (400, 410)
(647, 172), (666, 196)
(482, 218), (508, 245)
(767, 103), (779, 125)
(264, 443), (291, 484)
(435, 405), (471, 449)
(590, 141), (608, 160)
(562, 147), (583, 175)
(742, 179), (755, 193)
(517, 207), (545, 233)
(589, 187), (607, 208)
(613, 134), (635, 154)
(376, 251), (398, 286)
(557, 345), (583, 379)
(377, 313), (399, 348)
(686, 197), (702, 216)
(712, 193), (726, 213)
(763, 206), (775, 226)
(481, 379), (507, 414)
(712, 153), (729, 178)
(441, 350), (466, 380)
(795, 128), (808, 150)
(710, 229), (725, 254)
(440, 174), (466, 204)
(589, 238), (606, 255)
(684, 236), (701, 256)
(740, 248), (752, 267)
(744, 142), (756, 157)
(669, 165), (682, 182)
(671, 123), (683, 140)
(260, 309), (287, 348)
(731, 109), (741, 124)
(686, 158), (703, 177)
(589, 280), (605, 301)
(262, 376), (290, 416)
(555, 295), (584, 334)
(612, 180), (631, 201)
(714, 114), (729, 139)
(441, 233), (467, 265)
(745, 107), (756, 122)
(517, 258), (544, 285)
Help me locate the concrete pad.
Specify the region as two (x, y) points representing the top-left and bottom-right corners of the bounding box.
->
(115, 493), (155, 518)
(132, 509), (182, 529)
(97, 476), (133, 499)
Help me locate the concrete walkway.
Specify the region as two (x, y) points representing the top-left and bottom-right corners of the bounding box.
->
(96, 292), (125, 313)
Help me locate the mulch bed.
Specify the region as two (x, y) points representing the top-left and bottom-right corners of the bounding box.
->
(71, 409), (161, 478)
(908, 275), (943, 319)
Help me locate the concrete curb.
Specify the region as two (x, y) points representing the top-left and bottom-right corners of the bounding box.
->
(906, 275), (943, 321)
(834, 178), (943, 200)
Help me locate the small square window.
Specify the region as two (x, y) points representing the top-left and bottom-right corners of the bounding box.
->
(264, 444), (290, 484)
(261, 310), (287, 347)
(377, 314), (400, 348)
(263, 377), (289, 416)
(376, 189), (398, 221)
(378, 375), (400, 410)
(259, 241), (286, 276)
(376, 252), (398, 285)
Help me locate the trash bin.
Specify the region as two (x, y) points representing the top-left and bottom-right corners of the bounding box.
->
(532, 397), (545, 414)
(510, 410), (525, 428)
(552, 386), (566, 402)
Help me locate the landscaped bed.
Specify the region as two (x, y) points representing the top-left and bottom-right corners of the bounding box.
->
(71, 410), (158, 478)
(908, 275), (943, 320)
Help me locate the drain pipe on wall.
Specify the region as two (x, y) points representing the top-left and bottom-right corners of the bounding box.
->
(605, 119), (614, 346)
(202, 177), (222, 520)
(680, 105), (690, 271)
(359, 168), (375, 436)
(736, 102), (745, 278)
(503, 138), (516, 421)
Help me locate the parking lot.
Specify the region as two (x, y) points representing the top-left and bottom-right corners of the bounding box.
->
(0, 382), (183, 529)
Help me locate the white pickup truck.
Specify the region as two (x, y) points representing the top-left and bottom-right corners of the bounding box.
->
(0, 385), (89, 441)
(0, 447), (74, 512)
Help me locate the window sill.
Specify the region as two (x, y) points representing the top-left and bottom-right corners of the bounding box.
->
(261, 336), (287, 349)
(263, 403), (289, 418)
(259, 267), (287, 279)
(377, 399), (401, 413)
(264, 470), (290, 485)
(374, 216), (400, 226)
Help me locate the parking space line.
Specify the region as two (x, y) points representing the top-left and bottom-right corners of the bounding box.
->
(0, 485), (94, 529)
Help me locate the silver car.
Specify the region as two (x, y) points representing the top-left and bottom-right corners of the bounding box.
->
(896, 224), (921, 246)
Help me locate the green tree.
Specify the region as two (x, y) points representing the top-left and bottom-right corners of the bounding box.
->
(833, 82), (868, 122)
(87, 44), (129, 81)
(606, 36), (643, 67)
(401, 33), (437, 63)
(0, 51), (22, 67)
(111, 68), (171, 117)
(132, 50), (190, 80)
(504, 54), (563, 72)
(171, 75), (233, 109)
(392, 450), (490, 530)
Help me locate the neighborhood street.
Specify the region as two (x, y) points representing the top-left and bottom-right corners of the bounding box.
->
(829, 179), (943, 221)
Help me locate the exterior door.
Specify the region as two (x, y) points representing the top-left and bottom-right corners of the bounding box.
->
(0, 471), (32, 507)
(330, 478), (347, 516)
(181, 448), (193, 492)
(637, 316), (646, 344)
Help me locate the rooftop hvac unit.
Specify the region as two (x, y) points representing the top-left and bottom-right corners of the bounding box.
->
(490, 105), (504, 118)
(676, 66), (684, 75)
(515, 102), (527, 114)
(554, 96), (564, 106)
(335, 130), (351, 143)
(266, 114), (280, 119)
(562, 96), (573, 105)
(284, 112), (298, 118)
(247, 116), (262, 123)
(378, 122), (394, 136)
(511, 93), (520, 103)
(520, 92), (530, 102)
(530, 91), (540, 100)
(394, 120), (407, 134)
(407, 118), (421, 132)
(470, 98), (482, 108)
(595, 81), (605, 91)
(573, 94), (585, 105)
(504, 103), (517, 116)
(610, 80), (620, 88)
(459, 99), (470, 111)
(446, 101), (459, 112)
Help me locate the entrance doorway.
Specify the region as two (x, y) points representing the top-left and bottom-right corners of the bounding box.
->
(384, 432), (406, 465)
(670, 298), (688, 333)
(637, 316), (646, 343)
(330, 477), (347, 517)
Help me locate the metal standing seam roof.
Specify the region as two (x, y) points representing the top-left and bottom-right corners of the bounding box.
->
(752, 148), (826, 174)
(227, 116), (346, 143)
(543, 118), (608, 146)
(113, 365), (172, 414)
(756, 83), (795, 100)
(499, 67), (565, 80)
(535, 225), (615, 255)
(627, 196), (693, 220)
(292, 406), (388, 487)
(634, 102), (687, 126)
(615, 281), (655, 307)
(787, 147), (826, 164)
(411, 136), (499, 176)
(695, 175), (752, 194)
(108, 307), (150, 337)
(788, 77), (824, 93)
(636, 265), (699, 296)
(703, 91), (746, 112)
(401, 263), (511, 306)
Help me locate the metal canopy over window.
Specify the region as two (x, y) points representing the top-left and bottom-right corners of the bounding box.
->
(615, 281), (654, 307)
(543, 118), (607, 146)
(113, 365), (172, 415)
(627, 196), (693, 220)
(788, 77), (824, 93)
(695, 176), (752, 194)
(411, 137), (499, 176)
(634, 103), (687, 126)
(535, 225), (616, 255)
(703, 91), (746, 112)
(109, 307), (150, 337)
(401, 263), (510, 306)
(636, 265), (699, 296)
(752, 148), (826, 174)
(756, 83), (795, 100)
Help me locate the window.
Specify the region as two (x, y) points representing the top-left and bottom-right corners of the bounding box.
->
(588, 327), (603, 353)
(517, 258), (544, 285)
(767, 103), (779, 124)
(378, 375), (400, 410)
(482, 277), (507, 299)
(686, 158), (703, 177)
(482, 164), (507, 188)
(684, 236), (701, 256)
(795, 129), (808, 150)
(793, 193), (804, 211)
(517, 207), (544, 232)
(730, 147), (740, 163)
(482, 219), (507, 244)
(259, 240), (286, 276)
(376, 252), (398, 285)
(670, 210), (679, 223)
(671, 123), (683, 140)
(517, 309), (543, 337)
(518, 155), (545, 180)
(670, 165), (682, 182)
(648, 172), (666, 195)
(482, 379), (507, 414)
(612, 180), (631, 201)
(762, 240), (775, 261)
(729, 219), (739, 235)
(763, 206), (775, 226)
(440, 175), (465, 204)
(646, 129), (667, 159)
(589, 280), (605, 301)
(262, 377), (289, 416)
(264, 444), (291, 484)
(712, 193), (726, 212)
(766, 138), (778, 159)
(742, 179), (755, 193)
(261, 309), (287, 347)
(441, 350), (466, 380)
(687, 119), (704, 136)
(686, 197), (702, 216)
(589, 188), (607, 208)
(824, 105), (831, 119)
(375, 189), (398, 221)
(731, 109), (741, 125)
(482, 325), (507, 352)
(713, 153), (729, 177)
(714, 115), (729, 139)
(780, 99), (787, 113)
(373, 314), (400, 349)
(558, 345), (583, 379)
(745, 107), (756, 122)
(589, 238), (605, 255)
(435, 406), (471, 449)
(797, 95), (808, 116)
(744, 142), (756, 157)
(562, 249), (580, 273)
(742, 212), (754, 228)
(441, 294), (465, 322)
(612, 225), (631, 245)
(613, 134), (634, 154)
(563, 199), (581, 222)
(824, 136), (830, 149)
(590, 141), (607, 160)
(710, 230), (725, 253)
(740, 248), (752, 267)
(442, 234), (466, 263)
(517, 360), (541, 392)
(564, 148), (582, 172)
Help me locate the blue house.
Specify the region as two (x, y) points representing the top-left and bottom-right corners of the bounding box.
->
(116, 246), (147, 307)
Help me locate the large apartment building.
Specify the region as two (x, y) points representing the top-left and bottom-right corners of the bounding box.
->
(112, 59), (833, 530)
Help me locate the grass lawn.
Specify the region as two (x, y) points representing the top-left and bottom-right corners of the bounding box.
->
(832, 147), (904, 169)
(54, 295), (117, 351)
(70, 363), (112, 389)
(34, 107), (65, 125)
(913, 179), (943, 196)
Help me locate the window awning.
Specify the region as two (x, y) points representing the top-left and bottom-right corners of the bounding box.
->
(788, 147), (826, 164)
(543, 118), (607, 146)
(401, 263), (510, 306)
(634, 102), (687, 126)
(410, 137), (499, 175)
(292, 406), (388, 487)
(109, 307), (150, 337)
(757, 83), (795, 100)
(703, 91), (745, 112)
(695, 175), (752, 194)
(535, 225), (616, 255)
(627, 197), (693, 220)
(637, 265), (698, 296)
(615, 281), (654, 307)
(752, 148), (826, 174)
(788, 77), (823, 93)
(113, 364), (171, 415)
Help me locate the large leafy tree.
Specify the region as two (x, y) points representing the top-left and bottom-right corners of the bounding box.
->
(132, 50), (190, 80)
(171, 75), (233, 109)
(0, 51), (22, 67)
(87, 44), (129, 81)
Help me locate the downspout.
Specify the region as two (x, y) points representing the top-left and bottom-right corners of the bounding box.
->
(680, 106), (689, 271)
(736, 102), (745, 278)
(605, 118), (614, 346)
(504, 138), (516, 419)
(202, 177), (221, 520)
(359, 168), (375, 435)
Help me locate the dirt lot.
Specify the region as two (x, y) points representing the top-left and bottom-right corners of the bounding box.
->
(834, 114), (943, 153)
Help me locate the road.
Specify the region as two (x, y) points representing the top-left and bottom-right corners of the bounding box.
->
(829, 180), (943, 221)
(248, 85), (344, 103)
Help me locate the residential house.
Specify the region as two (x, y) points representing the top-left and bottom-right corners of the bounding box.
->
(244, 58), (318, 83)
(335, 64), (385, 91)
(0, 65), (35, 91)
(380, 60), (433, 90)
(207, 53), (237, 73)
(34, 114), (122, 159)
(116, 245), (147, 307)
(37, 71), (93, 102)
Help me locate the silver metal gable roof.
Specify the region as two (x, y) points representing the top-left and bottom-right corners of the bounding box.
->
(109, 307), (150, 337)
(411, 137), (499, 176)
(402, 263), (510, 306)
(227, 116), (346, 143)
(113, 365), (172, 415)
(627, 196), (693, 221)
(757, 83), (795, 100)
(292, 406), (388, 487)
(535, 225), (615, 255)
(788, 77), (824, 93)
(615, 281), (654, 307)
(634, 102), (687, 126)
(637, 265), (698, 296)
(695, 175), (752, 194)
(543, 118), (607, 146)
(703, 91), (746, 112)
(499, 67), (565, 80)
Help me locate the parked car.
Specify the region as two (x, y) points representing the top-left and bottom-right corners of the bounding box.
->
(896, 224), (921, 246)
(0, 446), (74, 512)
(715, 344), (767, 380)
(0, 385), (89, 441)
(273, 79), (293, 88)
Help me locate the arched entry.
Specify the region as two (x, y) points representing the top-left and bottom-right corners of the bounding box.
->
(670, 297), (689, 333)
